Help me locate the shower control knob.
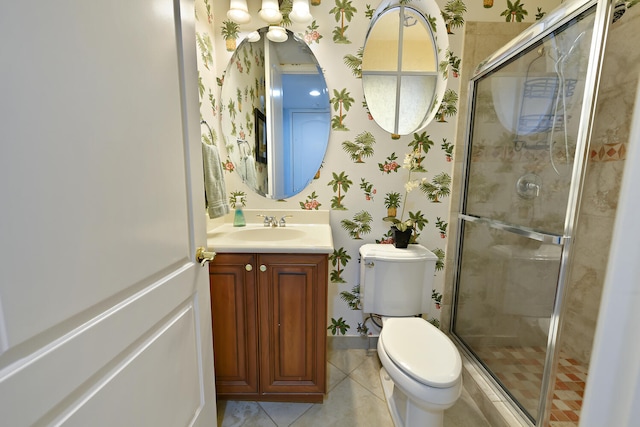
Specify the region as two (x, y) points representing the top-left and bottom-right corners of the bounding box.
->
(516, 173), (542, 199)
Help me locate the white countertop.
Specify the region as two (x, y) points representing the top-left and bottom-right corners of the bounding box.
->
(207, 209), (334, 254)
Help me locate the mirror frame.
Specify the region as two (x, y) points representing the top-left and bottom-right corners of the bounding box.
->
(362, 0), (449, 136)
(220, 27), (330, 200)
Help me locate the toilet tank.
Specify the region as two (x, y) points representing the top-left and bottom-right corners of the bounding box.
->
(359, 244), (438, 316)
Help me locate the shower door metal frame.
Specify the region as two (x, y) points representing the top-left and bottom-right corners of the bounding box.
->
(449, 0), (614, 424)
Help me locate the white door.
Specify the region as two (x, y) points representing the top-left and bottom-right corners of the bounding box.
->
(291, 111), (331, 194)
(0, 1), (216, 426)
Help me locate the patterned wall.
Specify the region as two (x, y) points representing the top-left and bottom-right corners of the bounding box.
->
(218, 39), (268, 193)
(197, 0), (563, 336)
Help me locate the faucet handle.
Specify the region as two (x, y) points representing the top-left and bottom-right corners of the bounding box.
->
(257, 214), (273, 227)
(279, 215), (293, 227)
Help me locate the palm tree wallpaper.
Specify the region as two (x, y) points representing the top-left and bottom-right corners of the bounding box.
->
(330, 0), (359, 43)
(501, 0), (529, 21)
(331, 88), (355, 131)
(198, 0), (564, 336)
(342, 131), (376, 163)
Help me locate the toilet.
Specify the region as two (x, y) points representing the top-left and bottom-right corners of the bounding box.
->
(359, 244), (462, 427)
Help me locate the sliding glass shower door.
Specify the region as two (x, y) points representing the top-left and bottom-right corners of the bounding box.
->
(452, 4), (598, 423)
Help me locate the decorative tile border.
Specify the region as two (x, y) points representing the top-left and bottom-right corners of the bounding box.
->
(590, 142), (627, 162)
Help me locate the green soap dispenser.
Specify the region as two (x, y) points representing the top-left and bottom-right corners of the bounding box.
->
(233, 196), (246, 227)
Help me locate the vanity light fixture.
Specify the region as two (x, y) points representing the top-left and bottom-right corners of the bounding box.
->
(226, 0), (314, 28)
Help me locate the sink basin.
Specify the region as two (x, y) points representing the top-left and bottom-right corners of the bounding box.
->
(230, 227), (306, 242)
(206, 209), (334, 254)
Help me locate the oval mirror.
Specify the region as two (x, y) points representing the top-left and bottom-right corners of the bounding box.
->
(362, 0), (449, 136)
(220, 27), (330, 199)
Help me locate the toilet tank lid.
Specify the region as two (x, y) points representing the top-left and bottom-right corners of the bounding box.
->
(359, 244), (438, 261)
(380, 317), (462, 388)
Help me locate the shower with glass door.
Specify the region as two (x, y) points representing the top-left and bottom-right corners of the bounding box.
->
(451, 0), (617, 425)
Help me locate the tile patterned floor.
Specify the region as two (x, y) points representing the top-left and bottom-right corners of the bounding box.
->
(474, 346), (588, 427)
(217, 348), (491, 427)
(550, 357), (587, 425)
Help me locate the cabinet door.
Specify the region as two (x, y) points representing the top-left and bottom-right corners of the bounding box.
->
(258, 254), (328, 397)
(209, 253), (258, 395)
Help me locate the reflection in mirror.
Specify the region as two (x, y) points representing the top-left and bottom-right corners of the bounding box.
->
(362, 0), (449, 136)
(220, 27), (330, 199)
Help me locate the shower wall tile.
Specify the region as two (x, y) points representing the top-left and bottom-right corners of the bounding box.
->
(588, 83), (633, 165)
(562, 213), (614, 364)
(559, 3), (640, 367)
(580, 160), (625, 216)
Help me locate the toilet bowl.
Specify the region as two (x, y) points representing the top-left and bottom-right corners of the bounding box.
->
(358, 244), (463, 426)
(377, 317), (462, 427)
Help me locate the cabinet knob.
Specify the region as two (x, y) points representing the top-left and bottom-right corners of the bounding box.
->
(245, 264), (253, 271)
(260, 264), (267, 272)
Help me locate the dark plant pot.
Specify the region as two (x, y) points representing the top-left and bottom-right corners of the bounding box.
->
(392, 227), (412, 249)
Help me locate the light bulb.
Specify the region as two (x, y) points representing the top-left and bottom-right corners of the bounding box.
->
(259, 0), (282, 24)
(266, 26), (288, 43)
(289, 0), (312, 24)
(246, 31), (261, 42)
(227, 0), (251, 24)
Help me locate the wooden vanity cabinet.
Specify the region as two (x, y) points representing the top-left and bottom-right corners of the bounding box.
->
(208, 253), (258, 395)
(208, 252), (328, 403)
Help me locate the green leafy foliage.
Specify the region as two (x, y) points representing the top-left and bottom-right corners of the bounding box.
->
(342, 131), (375, 163)
(340, 285), (361, 310)
(432, 248), (446, 271)
(328, 171), (353, 209)
(341, 210), (373, 239)
(328, 317), (350, 335)
(331, 88), (355, 130)
(329, 247), (351, 283)
(420, 173), (452, 202)
(500, 0), (529, 22)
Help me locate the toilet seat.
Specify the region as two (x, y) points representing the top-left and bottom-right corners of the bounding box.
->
(380, 317), (461, 388)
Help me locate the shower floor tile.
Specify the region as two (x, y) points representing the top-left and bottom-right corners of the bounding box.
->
(474, 346), (588, 427)
(550, 356), (587, 426)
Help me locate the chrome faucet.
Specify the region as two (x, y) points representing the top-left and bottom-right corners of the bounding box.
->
(257, 214), (293, 227)
(258, 214), (278, 227)
(279, 215), (293, 227)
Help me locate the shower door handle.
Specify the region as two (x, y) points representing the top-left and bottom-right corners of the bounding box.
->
(458, 214), (567, 245)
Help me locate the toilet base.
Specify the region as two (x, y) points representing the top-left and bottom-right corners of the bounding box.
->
(380, 367), (445, 427)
